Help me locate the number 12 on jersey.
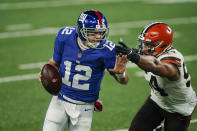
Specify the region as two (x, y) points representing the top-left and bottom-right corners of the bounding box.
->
(62, 61), (92, 90)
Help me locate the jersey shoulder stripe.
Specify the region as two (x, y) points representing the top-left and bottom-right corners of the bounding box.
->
(160, 56), (181, 67)
(158, 48), (183, 67)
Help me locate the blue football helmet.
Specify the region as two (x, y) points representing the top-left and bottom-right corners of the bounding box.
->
(77, 10), (109, 48)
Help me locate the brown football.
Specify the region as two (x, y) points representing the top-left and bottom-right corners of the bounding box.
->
(41, 64), (62, 95)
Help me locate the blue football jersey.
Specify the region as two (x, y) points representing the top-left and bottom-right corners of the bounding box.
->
(53, 26), (117, 103)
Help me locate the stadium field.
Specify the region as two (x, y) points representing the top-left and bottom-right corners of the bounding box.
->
(0, 0), (197, 131)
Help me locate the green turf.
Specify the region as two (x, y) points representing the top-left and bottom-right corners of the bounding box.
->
(0, 0), (197, 131)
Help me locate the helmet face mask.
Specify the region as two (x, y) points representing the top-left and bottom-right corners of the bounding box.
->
(77, 10), (109, 48)
(137, 22), (173, 56)
(80, 28), (109, 41)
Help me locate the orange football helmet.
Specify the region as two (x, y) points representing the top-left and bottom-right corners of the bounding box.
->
(138, 22), (173, 57)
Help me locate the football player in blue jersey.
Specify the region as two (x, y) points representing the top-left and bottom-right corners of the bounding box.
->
(39, 9), (129, 131)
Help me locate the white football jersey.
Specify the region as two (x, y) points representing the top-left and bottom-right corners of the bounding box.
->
(145, 48), (197, 116)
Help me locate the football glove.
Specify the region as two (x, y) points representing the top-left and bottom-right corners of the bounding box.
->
(115, 39), (140, 64)
(94, 100), (103, 112)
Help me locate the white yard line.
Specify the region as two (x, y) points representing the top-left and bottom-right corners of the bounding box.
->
(110, 16), (197, 29)
(0, 0), (196, 10)
(6, 24), (32, 31)
(149, 0), (197, 4)
(0, 73), (38, 83)
(0, 27), (59, 39)
(0, 0), (138, 10)
(0, 27), (128, 39)
(1, 16), (197, 39)
(191, 118), (197, 123)
(185, 55), (197, 61)
(19, 61), (47, 70)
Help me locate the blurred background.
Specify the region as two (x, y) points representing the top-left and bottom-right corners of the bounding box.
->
(0, 0), (197, 131)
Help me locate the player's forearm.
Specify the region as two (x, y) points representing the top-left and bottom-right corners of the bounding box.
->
(137, 55), (175, 77)
(137, 55), (160, 74)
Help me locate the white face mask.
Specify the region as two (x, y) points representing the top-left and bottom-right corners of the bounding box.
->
(87, 41), (100, 48)
(78, 36), (100, 50)
(79, 27), (109, 48)
(85, 32), (103, 48)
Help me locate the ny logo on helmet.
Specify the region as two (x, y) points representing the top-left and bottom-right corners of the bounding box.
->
(78, 13), (88, 24)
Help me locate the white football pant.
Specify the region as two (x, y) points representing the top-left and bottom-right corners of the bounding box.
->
(42, 96), (94, 131)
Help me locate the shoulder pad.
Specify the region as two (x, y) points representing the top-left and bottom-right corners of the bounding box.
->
(57, 26), (76, 36)
(159, 49), (183, 67)
(103, 40), (116, 51)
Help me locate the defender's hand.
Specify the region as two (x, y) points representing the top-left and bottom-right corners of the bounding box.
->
(115, 39), (140, 64)
(115, 40), (133, 55)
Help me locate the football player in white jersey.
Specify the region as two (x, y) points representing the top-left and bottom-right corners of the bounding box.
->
(115, 22), (197, 131)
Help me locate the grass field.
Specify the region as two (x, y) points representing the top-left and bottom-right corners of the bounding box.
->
(0, 0), (197, 131)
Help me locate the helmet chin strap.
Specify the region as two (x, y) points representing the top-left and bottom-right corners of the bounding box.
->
(78, 36), (100, 49)
(87, 41), (100, 48)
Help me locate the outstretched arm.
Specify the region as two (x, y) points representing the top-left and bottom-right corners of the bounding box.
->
(115, 42), (180, 81)
(137, 55), (180, 81)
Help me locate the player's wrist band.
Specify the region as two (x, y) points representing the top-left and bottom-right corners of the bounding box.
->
(115, 72), (126, 79)
(128, 51), (140, 64)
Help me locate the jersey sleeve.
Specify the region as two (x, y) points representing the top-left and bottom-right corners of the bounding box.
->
(159, 50), (183, 67)
(53, 28), (65, 64)
(103, 41), (117, 75)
